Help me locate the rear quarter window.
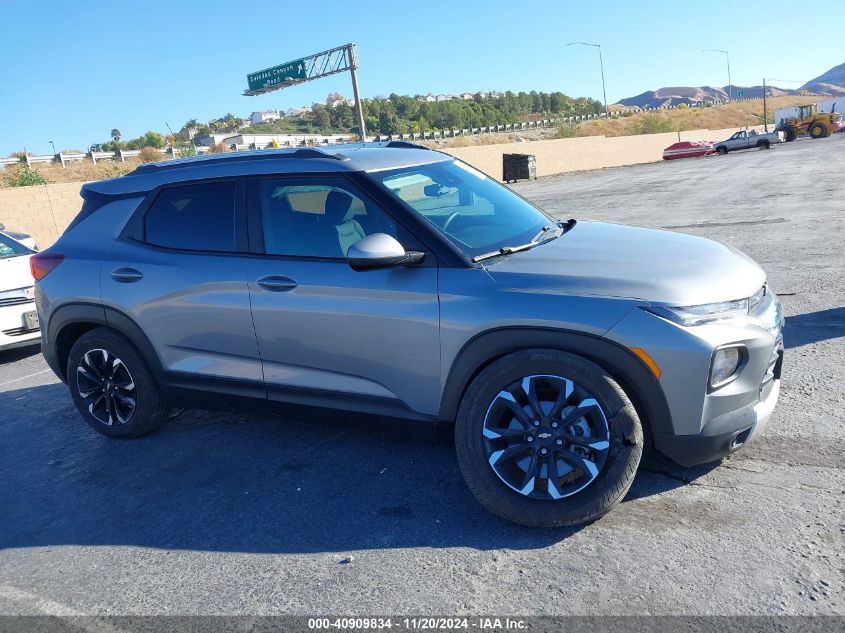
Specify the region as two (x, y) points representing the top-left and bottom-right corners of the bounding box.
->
(144, 181), (236, 252)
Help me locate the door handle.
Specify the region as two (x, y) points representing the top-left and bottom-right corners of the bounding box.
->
(257, 275), (298, 291)
(111, 267), (143, 283)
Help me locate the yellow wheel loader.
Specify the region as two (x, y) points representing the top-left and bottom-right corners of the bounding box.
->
(776, 103), (842, 141)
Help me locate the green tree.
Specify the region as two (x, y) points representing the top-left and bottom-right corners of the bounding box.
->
(312, 104), (331, 129)
(378, 108), (399, 135)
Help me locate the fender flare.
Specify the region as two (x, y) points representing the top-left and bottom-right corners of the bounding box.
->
(46, 302), (163, 381)
(437, 327), (674, 436)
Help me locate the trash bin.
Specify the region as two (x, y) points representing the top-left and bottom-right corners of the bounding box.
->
(503, 153), (536, 183)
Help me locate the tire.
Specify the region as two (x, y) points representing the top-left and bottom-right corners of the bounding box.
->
(757, 140), (770, 150)
(67, 327), (169, 438)
(717, 146), (728, 155)
(808, 123), (827, 139)
(782, 127), (797, 142)
(454, 349), (643, 527)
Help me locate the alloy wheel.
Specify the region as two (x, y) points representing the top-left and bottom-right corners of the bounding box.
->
(482, 374), (610, 500)
(76, 348), (137, 426)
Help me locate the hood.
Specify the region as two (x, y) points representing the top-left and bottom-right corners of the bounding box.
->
(0, 254), (33, 292)
(483, 221), (765, 306)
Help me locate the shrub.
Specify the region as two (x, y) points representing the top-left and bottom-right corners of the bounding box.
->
(1, 164), (48, 187)
(138, 146), (163, 163)
(206, 143), (229, 154)
(555, 123), (579, 139)
(174, 144), (197, 157)
(635, 113), (675, 135)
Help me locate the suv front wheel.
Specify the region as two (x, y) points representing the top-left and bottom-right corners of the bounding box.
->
(455, 349), (642, 527)
(67, 327), (169, 438)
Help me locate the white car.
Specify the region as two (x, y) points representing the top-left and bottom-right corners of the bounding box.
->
(0, 232), (40, 351)
(0, 223), (37, 250)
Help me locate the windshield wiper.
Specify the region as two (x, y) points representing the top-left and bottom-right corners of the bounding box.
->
(472, 218), (577, 264)
(472, 242), (536, 263)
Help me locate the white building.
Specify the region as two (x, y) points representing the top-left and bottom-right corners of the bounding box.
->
(284, 107), (310, 118)
(192, 133), (238, 147)
(250, 110), (281, 125)
(326, 93), (348, 108)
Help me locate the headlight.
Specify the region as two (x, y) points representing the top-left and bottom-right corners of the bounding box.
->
(648, 286), (782, 331)
(710, 345), (744, 388)
(648, 299), (749, 326)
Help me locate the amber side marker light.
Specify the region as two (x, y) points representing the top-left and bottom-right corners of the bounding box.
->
(30, 252), (64, 281)
(630, 347), (662, 379)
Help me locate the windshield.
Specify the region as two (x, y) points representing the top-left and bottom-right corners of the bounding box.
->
(0, 232), (32, 259)
(372, 159), (551, 259)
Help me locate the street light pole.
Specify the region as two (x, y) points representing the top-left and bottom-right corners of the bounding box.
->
(566, 42), (608, 117)
(49, 140), (57, 156)
(703, 49), (731, 101)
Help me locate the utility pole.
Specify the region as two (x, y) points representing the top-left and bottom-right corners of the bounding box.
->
(763, 78), (768, 132)
(703, 49), (732, 101)
(566, 42), (609, 117)
(765, 78), (806, 133)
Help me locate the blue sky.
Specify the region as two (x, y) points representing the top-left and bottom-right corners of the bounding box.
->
(1, 0), (841, 155)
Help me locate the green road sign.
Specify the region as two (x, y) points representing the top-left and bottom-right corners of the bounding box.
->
(738, 89), (744, 97)
(247, 59), (306, 92)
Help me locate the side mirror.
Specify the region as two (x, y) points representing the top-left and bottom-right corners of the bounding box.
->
(347, 233), (425, 271)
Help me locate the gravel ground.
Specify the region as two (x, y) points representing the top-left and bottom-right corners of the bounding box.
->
(1, 135), (843, 617)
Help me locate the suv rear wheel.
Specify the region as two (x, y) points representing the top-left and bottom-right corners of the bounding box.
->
(455, 349), (642, 527)
(67, 327), (168, 438)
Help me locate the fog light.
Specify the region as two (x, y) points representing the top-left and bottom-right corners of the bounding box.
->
(710, 346), (743, 389)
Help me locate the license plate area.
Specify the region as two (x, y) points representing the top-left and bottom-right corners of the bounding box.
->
(23, 310), (39, 331)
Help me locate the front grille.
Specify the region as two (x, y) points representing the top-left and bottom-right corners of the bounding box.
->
(2, 326), (39, 337)
(0, 297), (34, 307)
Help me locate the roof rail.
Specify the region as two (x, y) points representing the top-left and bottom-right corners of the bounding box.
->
(132, 147), (344, 174)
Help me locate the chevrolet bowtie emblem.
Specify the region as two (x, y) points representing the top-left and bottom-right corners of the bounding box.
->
(537, 432), (552, 439)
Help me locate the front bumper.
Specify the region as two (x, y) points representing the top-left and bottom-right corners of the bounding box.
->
(653, 374), (781, 467)
(607, 300), (784, 467)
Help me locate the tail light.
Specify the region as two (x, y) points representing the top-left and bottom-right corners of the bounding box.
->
(30, 252), (64, 281)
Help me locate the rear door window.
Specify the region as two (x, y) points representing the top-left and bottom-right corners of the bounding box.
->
(144, 181), (237, 252)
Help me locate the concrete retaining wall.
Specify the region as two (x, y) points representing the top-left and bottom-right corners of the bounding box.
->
(0, 182), (84, 249)
(443, 126), (763, 179)
(0, 126), (762, 248)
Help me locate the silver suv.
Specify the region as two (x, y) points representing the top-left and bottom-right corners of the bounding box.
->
(34, 143), (784, 527)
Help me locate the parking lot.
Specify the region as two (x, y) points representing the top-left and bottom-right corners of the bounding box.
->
(1, 135), (843, 616)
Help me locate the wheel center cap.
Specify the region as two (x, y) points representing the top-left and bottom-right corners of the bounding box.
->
(537, 431), (552, 440)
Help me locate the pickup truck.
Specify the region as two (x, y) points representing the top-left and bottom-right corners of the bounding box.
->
(714, 129), (785, 154)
